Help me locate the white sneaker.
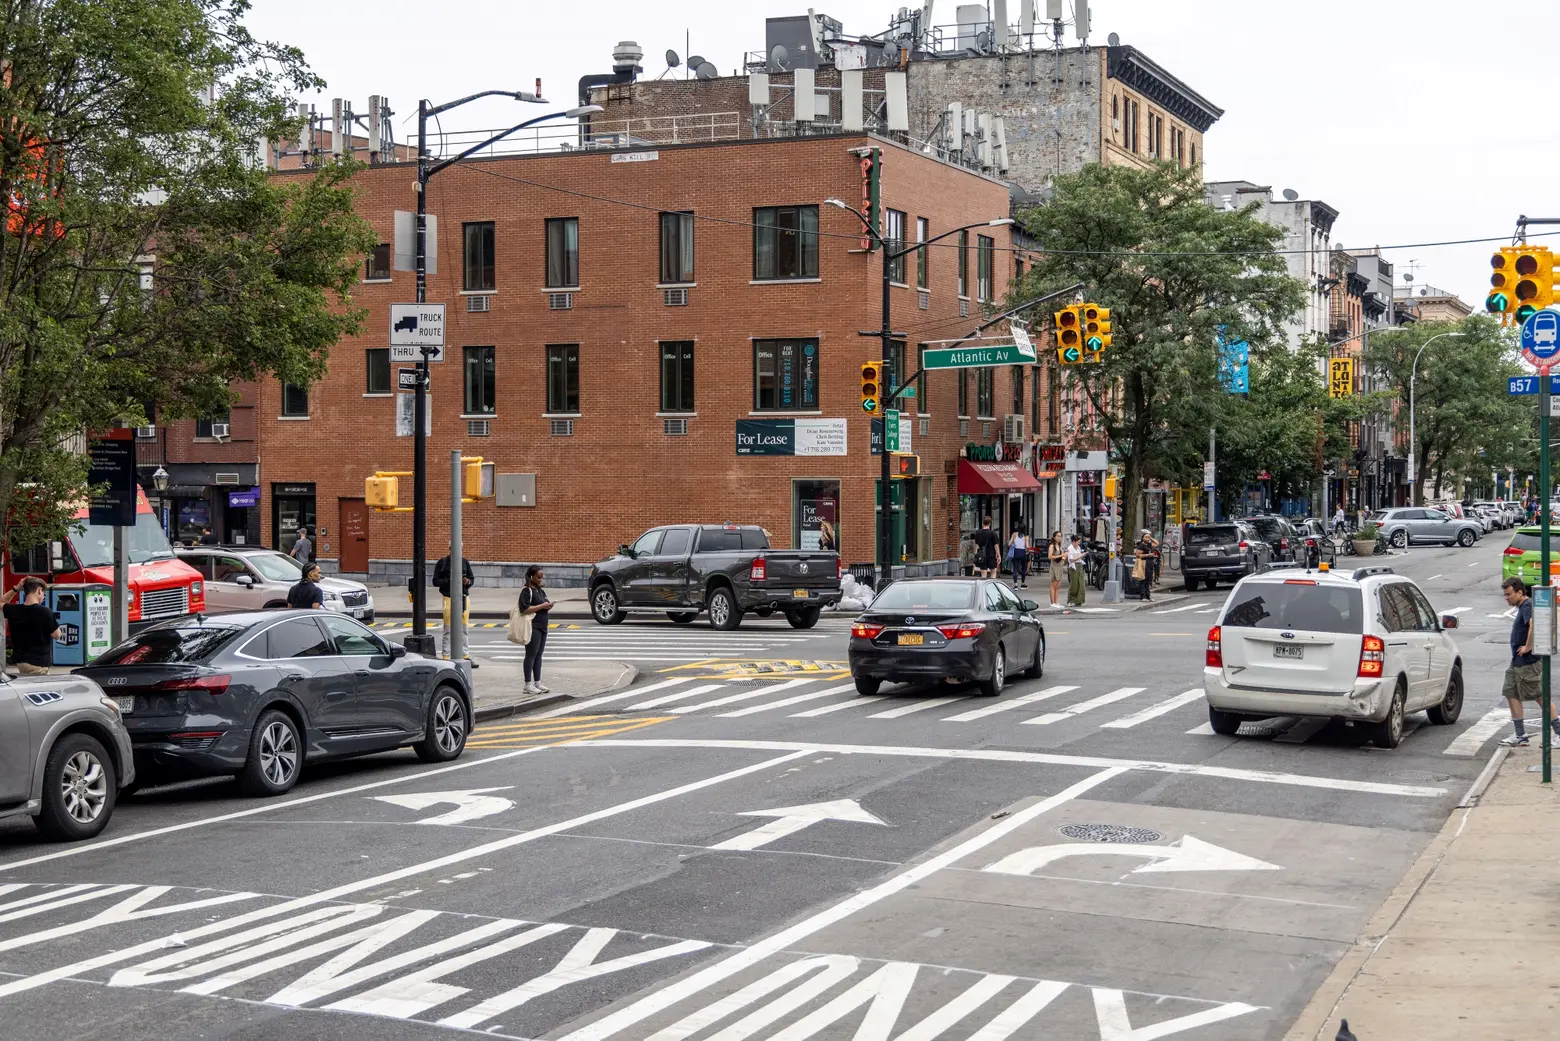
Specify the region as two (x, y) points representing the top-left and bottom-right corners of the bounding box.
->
(523, 682), (539, 695)
(533, 683), (550, 694)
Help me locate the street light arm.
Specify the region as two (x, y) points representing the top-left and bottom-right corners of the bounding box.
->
(425, 89), (546, 118)
(427, 107), (601, 178)
(886, 217), (1017, 262)
(1406, 330), (1465, 503)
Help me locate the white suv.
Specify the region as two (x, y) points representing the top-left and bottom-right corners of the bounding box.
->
(1203, 565), (1464, 748)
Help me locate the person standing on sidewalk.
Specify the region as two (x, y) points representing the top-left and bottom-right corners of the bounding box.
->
(1065, 534), (1087, 609)
(1133, 529), (1157, 602)
(285, 563), (324, 609)
(3, 578), (62, 676)
(518, 566), (554, 695)
(1007, 526), (1030, 588)
(433, 552), (475, 660)
(289, 527), (313, 563)
(1499, 577), (1560, 746)
(972, 517), (999, 578)
(1046, 531), (1065, 610)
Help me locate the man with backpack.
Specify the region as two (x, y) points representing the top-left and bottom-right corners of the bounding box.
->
(433, 552), (474, 661)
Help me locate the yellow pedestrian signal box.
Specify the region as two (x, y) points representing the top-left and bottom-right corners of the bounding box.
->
(464, 460), (496, 499)
(1053, 306), (1082, 350)
(366, 475), (399, 509)
(861, 362), (881, 413)
(890, 453), (920, 478)
(1104, 474), (1118, 498)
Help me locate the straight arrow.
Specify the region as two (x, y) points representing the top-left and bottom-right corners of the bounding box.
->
(984, 835), (1280, 876)
(710, 799), (886, 851)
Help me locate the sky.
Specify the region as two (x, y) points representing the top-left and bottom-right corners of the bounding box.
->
(241, 0), (1559, 311)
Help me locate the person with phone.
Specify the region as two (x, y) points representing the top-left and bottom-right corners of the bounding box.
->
(518, 565), (555, 695)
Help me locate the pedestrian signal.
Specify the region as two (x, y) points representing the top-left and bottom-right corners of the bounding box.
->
(366, 475), (399, 509)
(861, 362), (881, 413)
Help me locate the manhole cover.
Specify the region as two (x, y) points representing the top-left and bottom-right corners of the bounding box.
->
(1057, 824), (1162, 844)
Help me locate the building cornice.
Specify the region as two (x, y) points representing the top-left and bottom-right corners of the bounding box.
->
(1106, 46), (1224, 133)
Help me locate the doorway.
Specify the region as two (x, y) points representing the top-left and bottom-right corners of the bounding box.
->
(339, 498), (370, 572)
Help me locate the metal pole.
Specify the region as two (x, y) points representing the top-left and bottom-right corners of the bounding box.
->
(112, 524), (128, 647)
(407, 100), (434, 657)
(450, 450), (465, 664)
(878, 237), (893, 590)
(1543, 373), (1552, 784)
(1207, 427), (1215, 523)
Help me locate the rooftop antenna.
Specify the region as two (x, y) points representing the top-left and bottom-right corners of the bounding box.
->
(1074, 0), (1089, 44)
(1282, 188), (1299, 201)
(1107, 31), (1120, 46)
(695, 61), (718, 80)
(658, 49), (680, 80)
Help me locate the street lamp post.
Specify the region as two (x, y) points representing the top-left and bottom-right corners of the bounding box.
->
(151, 466), (170, 540)
(1406, 330), (1465, 506)
(406, 94), (601, 654)
(825, 199), (1014, 588)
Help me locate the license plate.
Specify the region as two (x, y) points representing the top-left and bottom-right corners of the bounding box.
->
(352, 607), (368, 617)
(1205, 548), (1222, 556)
(793, 589), (809, 598)
(1273, 645), (1303, 659)
(897, 633), (925, 646)
(114, 696), (135, 714)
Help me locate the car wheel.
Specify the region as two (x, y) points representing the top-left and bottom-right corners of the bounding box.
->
(854, 675), (881, 696)
(667, 611), (698, 624)
(1370, 681), (1408, 749)
(238, 709), (303, 797)
(1428, 668), (1464, 726)
(1024, 636), (1044, 679)
(591, 584), (627, 625)
(1457, 528), (1476, 548)
(34, 733), (116, 842)
(708, 587), (743, 631)
(786, 607), (821, 629)
(1184, 577), (1199, 592)
(1208, 705), (1243, 736)
(263, 599), (289, 610)
(1390, 529), (1408, 549)
(415, 686), (470, 762)
(978, 646), (1006, 697)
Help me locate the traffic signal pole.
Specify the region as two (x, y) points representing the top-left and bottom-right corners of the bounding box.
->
(1541, 373), (1551, 784)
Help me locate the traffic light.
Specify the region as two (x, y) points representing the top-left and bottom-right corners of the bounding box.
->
(1104, 474), (1118, 498)
(1513, 246), (1555, 324)
(1053, 305), (1083, 364)
(890, 453), (920, 478)
(1082, 304), (1112, 352)
(366, 475), (399, 509)
(1489, 247), (1519, 317)
(860, 362), (881, 413)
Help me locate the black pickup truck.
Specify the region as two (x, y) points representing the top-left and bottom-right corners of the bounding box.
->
(587, 524), (841, 630)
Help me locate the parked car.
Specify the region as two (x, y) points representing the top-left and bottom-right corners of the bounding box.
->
(1294, 518), (1338, 567)
(1203, 565), (1463, 748)
(1474, 501), (1512, 529)
(75, 611), (470, 796)
(0, 670), (134, 840)
(1180, 522), (1273, 592)
(1244, 515), (1300, 564)
(176, 547), (375, 621)
(1466, 505), (1497, 533)
(1502, 527), (1560, 586)
(588, 524), (841, 630)
(1369, 507), (1481, 548)
(848, 577), (1044, 697)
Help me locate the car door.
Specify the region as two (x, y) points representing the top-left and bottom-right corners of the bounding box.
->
(619, 529), (664, 604)
(1378, 584), (1431, 705)
(180, 553), (216, 605)
(211, 553), (264, 611)
(319, 614), (417, 737)
(982, 582), (1017, 662)
(261, 617), (358, 744)
(995, 582), (1037, 665)
(0, 680), (32, 804)
(1420, 509), (1452, 543)
(1408, 585), (1454, 707)
(646, 526), (695, 606)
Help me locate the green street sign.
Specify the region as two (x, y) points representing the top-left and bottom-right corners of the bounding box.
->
(885, 409), (900, 452)
(922, 343), (1036, 370)
(1059, 346), (1081, 364)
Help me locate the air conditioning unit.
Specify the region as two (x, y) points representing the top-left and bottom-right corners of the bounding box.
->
(663, 418), (689, 436)
(663, 288), (689, 306)
(550, 418), (574, 437)
(1003, 414), (1024, 442)
(214, 472), (240, 485)
(209, 422), (230, 439)
(959, 298), (969, 318)
(467, 419), (490, 437)
(134, 426), (157, 439)
(466, 294), (491, 313)
(918, 290), (929, 310)
(548, 292), (574, 310)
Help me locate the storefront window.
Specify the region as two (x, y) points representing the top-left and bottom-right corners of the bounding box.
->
(792, 479), (840, 552)
(176, 499), (210, 544)
(272, 483), (317, 557)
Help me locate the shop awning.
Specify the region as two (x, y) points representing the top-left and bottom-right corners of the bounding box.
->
(959, 459), (1044, 495)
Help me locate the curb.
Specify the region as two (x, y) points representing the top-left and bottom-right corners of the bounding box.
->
(1128, 593), (1190, 613)
(471, 661), (638, 724)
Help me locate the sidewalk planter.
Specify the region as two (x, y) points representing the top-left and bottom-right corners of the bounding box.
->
(1352, 539), (1376, 556)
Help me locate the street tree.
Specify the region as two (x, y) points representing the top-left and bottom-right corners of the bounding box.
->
(0, 0), (375, 549)
(1013, 162), (1306, 533)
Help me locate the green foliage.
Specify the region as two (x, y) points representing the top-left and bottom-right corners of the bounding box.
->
(1354, 521), (1380, 540)
(0, 0), (375, 546)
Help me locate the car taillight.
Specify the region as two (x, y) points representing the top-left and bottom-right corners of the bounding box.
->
(851, 622), (885, 639)
(750, 557), (766, 582)
(1505, 547), (1524, 556)
(837, 559), (843, 580)
(1358, 635), (1385, 677)
(1205, 626), (1223, 668)
(936, 622), (987, 639)
(1238, 540), (1250, 550)
(1280, 538), (1289, 550)
(155, 675), (230, 695)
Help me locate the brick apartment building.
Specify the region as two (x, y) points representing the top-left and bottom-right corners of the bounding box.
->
(255, 132), (1032, 584)
(135, 385), (262, 547)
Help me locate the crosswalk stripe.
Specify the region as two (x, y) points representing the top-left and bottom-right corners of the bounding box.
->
(718, 683), (857, 717)
(793, 695), (888, 717)
(1193, 608), (1219, 614)
(1024, 687), (1145, 725)
(628, 683), (726, 710)
(1443, 707), (1511, 756)
(532, 677), (692, 718)
(1151, 605), (1202, 615)
(868, 696), (970, 719)
(942, 685), (1078, 722)
(670, 680), (811, 713)
(1099, 689), (1202, 729)
(1186, 721), (1215, 735)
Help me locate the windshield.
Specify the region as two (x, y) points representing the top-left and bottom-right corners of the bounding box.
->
(69, 511), (176, 567)
(1222, 583), (1365, 634)
(95, 625), (242, 665)
(870, 582), (978, 611)
(247, 552), (304, 582)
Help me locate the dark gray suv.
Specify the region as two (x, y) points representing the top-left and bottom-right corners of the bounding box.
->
(1181, 522), (1272, 591)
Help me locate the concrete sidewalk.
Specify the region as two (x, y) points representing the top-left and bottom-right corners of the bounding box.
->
(1286, 746), (1560, 1041)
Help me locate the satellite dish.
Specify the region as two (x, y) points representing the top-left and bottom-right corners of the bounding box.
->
(976, 28), (992, 51)
(695, 61), (718, 80)
(688, 54), (706, 68)
(770, 44), (789, 70)
(1403, 273), (1414, 283)
(1420, 287), (1429, 296)
(665, 49), (681, 68)
(1282, 188), (1299, 201)
(882, 40), (901, 64)
(1107, 32), (1120, 46)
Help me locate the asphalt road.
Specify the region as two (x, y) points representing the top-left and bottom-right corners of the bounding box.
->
(0, 533), (1520, 1041)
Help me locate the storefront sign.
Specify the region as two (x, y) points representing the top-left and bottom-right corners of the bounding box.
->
(228, 487), (260, 508)
(274, 484), (314, 496)
(736, 419), (847, 456)
(965, 441), (1022, 463)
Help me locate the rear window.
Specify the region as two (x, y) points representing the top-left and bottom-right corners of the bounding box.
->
(1188, 526), (1239, 546)
(1245, 518), (1283, 536)
(1222, 583), (1365, 634)
(95, 625), (242, 665)
(1509, 532), (1560, 553)
(741, 529), (770, 550)
(698, 528), (740, 552)
(870, 582), (978, 611)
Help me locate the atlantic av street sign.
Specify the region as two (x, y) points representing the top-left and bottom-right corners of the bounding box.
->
(922, 342), (1035, 370)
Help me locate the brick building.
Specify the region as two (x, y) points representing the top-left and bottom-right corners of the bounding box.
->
(136, 385), (262, 548)
(256, 133), (1028, 585)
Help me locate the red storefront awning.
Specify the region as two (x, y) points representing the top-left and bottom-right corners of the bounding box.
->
(958, 459), (1045, 494)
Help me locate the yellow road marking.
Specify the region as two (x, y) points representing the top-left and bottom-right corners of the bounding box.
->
(467, 715), (673, 749)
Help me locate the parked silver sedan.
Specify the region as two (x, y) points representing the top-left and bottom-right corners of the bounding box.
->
(0, 671), (134, 841)
(177, 546), (375, 620)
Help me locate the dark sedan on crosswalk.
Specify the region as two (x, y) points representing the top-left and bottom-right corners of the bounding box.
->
(75, 611), (472, 796)
(848, 578), (1045, 697)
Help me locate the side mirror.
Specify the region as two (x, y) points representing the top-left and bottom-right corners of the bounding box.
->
(235, 574), (254, 587)
(1021, 599), (1040, 613)
(619, 544), (634, 558)
(1440, 614), (1459, 629)
(390, 642), (408, 659)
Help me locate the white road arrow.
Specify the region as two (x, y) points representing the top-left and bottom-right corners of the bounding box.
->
(710, 798), (886, 851)
(371, 787), (516, 826)
(984, 835), (1280, 876)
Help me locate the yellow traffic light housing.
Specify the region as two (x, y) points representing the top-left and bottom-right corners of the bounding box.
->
(860, 362), (881, 413)
(463, 459), (495, 500)
(890, 453), (920, 478)
(1104, 474), (1118, 498)
(1490, 247), (1520, 318)
(1513, 246), (1554, 324)
(1053, 306), (1082, 350)
(365, 475), (399, 509)
(1083, 303), (1112, 353)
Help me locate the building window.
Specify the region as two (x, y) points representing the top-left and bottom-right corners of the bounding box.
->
(659, 211), (695, 284)
(365, 348), (390, 394)
(885, 209), (906, 284)
(1030, 367), (1041, 432)
(1011, 365), (1024, 415)
(1170, 126), (1186, 166)
(957, 369), (969, 417)
(462, 221), (495, 292)
(545, 217), (579, 288)
(463, 346), (496, 415)
(365, 243), (391, 281)
(281, 382), (309, 417)
(546, 344), (580, 414)
(195, 410), (230, 439)
(977, 234), (994, 303)
(1190, 142), (1197, 168)
(1124, 97), (1140, 153)
(1047, 364), (1059, 433)
(915, 217), (929, 289)
(1014, 255), (1025, 282)
(957, 229), (969, 297)
(753, 206), (818, 280)
(660, 340), (694, 412)
(1147, 112), (1162, 159)
(753, 338), (819, 411)
(976, 368), (994, 418)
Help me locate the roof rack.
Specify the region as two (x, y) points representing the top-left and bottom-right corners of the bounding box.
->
(1351, 565), (1395, 581)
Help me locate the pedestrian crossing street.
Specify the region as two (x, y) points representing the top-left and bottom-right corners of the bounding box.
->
(524, 674), (1516, 757)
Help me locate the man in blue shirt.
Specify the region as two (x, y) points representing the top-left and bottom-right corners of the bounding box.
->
(1499, 577), (1560, 746)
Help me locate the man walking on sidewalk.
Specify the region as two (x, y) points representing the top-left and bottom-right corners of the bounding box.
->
(1499, 577), (1560, 746)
